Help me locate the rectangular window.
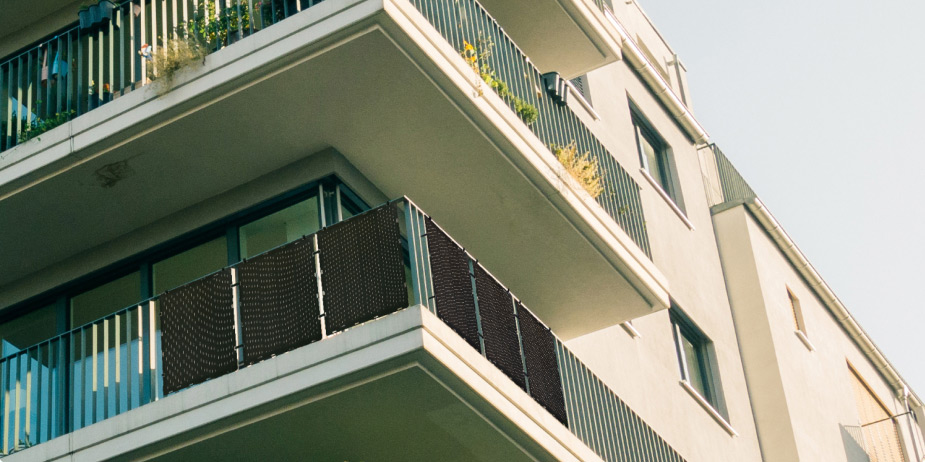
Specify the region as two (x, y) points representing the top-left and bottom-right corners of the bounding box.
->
(631, 105), (684, 210)
(671, 308), (724, 413)
(849, 365), (906, 462)
(239, 195), (321, 259)
(787, 287), (807, 334)
(153, 237), (228, 294)
(0, 304), (58, 357)
(70, 272), (141, 328)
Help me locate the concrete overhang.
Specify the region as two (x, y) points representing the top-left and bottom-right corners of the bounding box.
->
(475, 0), (621, 79)
(0, 0), (668, 338)
(3, 307), (603, 461)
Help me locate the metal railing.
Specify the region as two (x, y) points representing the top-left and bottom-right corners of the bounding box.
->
(702, 144), (756, 208)
(2, 0), (652, 258)
(0, 301), (160, 455)
(401, 0), (653, 257)
(0, 197), (678, 459)
(0, 0), (321, 152)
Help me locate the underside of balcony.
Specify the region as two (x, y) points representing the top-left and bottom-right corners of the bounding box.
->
(4, 307), (599, 462)
(0, 0), (667, 338)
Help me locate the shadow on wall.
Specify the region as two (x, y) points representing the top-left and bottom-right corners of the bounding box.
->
(841, 424), (871, 462)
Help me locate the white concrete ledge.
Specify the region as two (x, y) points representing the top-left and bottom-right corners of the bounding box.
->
(679, 380), (738, 437)
(639, 168), (695, 230)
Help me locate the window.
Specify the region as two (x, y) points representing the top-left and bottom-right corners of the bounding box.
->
(849, 364), (906, 462)
(787, 287), (806, 334)
(631, 105), (684, 211)
(239, 195), (321, 259)
(671, 308), (725, 415)
(70, 272), (141, 328)
(153, 237), (228, 294)
(1, 177), (366, 358)
(0, 304), (58, 357)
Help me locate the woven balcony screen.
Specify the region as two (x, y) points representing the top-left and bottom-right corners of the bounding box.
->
(160, 269), (237, 395)
(318, 204), (407, 333)
(474, 265), (526, 390)
(238, 237), (321, 365)
(517, 302), (567, 424)
(425, 218), (481, 352)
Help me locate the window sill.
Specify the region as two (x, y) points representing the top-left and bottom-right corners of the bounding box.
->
(679, 380), (738, 436)
(639, 169), (694, 230)
(795, 330), (815, 352)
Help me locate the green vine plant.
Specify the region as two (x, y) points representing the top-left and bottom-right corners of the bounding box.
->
(552, 141), (604, 199)
(18, 110), (76, 144)
(461, 38), (539, 125)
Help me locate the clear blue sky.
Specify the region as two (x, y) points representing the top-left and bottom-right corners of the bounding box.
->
(639, 0), (925, 393)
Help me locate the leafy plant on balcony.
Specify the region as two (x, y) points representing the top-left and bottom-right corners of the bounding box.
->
(146, 36), (209, 95)
(17, 110), (76, 144)
(461, 39), (539, 126)
(553, 142), (604, 199)
(184, 0), (253, 50)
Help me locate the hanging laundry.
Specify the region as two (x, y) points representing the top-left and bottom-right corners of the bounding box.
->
(133, 3), (141, 16)
(41, 47), (49, 87)
(51, 49), (68, 80)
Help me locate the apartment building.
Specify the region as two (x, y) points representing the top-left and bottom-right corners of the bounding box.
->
(0, 0), (920, 460)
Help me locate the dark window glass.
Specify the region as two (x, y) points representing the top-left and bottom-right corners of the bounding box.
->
(239, 197), (321, 259)
(70, 272), (141, 327)
(0, 304), (58, 356)
(153, 237), (228, 294)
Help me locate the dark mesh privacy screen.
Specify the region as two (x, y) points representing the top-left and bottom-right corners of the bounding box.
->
(425, 218), (481, 352)
(474, 265), (526, 390)
(238, 237), (321, 365)
(318, 205), (407, 333)
(160, 269), (237, 395)
(517, 302), (567, 424)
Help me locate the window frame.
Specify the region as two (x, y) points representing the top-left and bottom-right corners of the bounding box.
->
(0, 176), (368, 356)
(670, 307), (728, 419)
(630, 102), (686, 213)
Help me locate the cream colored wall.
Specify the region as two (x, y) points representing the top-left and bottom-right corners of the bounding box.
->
(714, 204), (925, 462)
(562, 55), (763, 460)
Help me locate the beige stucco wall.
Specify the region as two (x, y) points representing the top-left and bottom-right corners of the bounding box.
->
(562, 54), (764, 461)
(714, 204), (924, 462)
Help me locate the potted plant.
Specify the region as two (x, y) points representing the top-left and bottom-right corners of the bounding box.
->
(101, 83), (113, 104)
(78, 2), (94, 30)
(96, 0), (117, 29)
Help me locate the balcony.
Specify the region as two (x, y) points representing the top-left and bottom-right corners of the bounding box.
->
(0, 0), (668, 336)
(0, 199), (685, 461)
(473, 0), (620, 78)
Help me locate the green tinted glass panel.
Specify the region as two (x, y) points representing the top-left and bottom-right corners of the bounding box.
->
(239, 198), (320, 259)
(0, 304), (58, 356)
(153, 237), (228, 294)
(70, 272), (141, 327)
(640, 132), (666, 190)
(681, 333), (708, 401)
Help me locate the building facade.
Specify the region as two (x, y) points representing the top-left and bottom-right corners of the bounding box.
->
(0, 0), (921, 460)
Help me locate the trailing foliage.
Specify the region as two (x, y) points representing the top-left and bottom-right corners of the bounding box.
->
(553, 142), (604, 199)
(18, 110), (76, 144)
(147, 36), (209, 94)
(461, 39), (539, 125)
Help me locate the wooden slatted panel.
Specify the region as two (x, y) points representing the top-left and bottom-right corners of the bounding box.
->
(850, 367), (906, 462)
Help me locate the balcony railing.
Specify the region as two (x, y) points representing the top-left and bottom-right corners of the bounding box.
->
(0, 0), (321, 152)
(702, 144), (757, 208)
(409, 0), (651, 257)
(0, 198), (681, 460)
(1, 0), (652, 259)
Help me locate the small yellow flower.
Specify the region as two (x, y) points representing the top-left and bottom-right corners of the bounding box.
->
(463, 40), (474, 51)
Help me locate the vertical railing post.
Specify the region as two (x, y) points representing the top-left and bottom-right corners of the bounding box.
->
(313, 234), (327, 338)
(231, 267), (244, 366)
(467, 259), (486, 356)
